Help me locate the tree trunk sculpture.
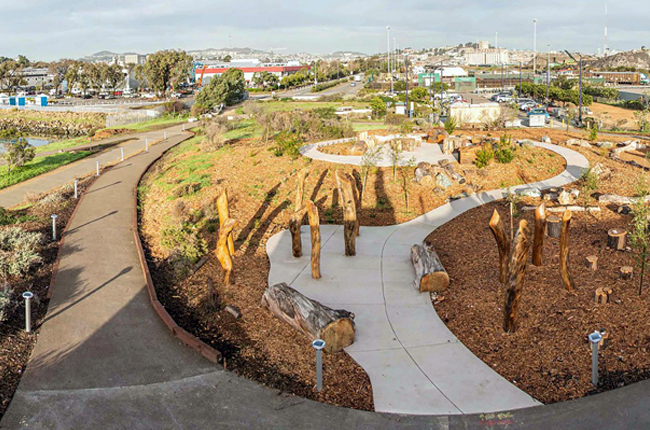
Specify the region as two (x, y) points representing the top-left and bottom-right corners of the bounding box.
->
(411, 243), (450, 292)
(503, 220), (531, 333)
(217, 188), (235, 255)
(216, 218), (238, 286)
(532, 202), (546, 266)
(289, 169), (309, 258)
(306, 200), (321, 279)
(559, 210), (576, 292)
(489, 209), (510, 284)
(335, 171), (357, 256)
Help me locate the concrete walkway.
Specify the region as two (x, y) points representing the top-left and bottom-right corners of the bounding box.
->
(0, 126), (183, 209)
(267, 142), (589, 415)
(299, 138), (456, 167)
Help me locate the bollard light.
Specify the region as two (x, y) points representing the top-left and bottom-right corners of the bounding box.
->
(96, 161), (100, 176)
(22, 292), (34, 333)
(182, 124), (185, 132)
(74, 179), (78, 199)
(164, 131), (167, 140)
(145, 138), (149, 152)
(588, 331), (603, 386)
(120, 147), (124, 162)
(51, 214), (58, 241)
(312, 339), (326, 392)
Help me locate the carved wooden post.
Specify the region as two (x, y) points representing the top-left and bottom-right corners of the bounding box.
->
(346, 173), (361, 237)
(503, 220), (531, 334)
(335, 171), (357, 256)
(306, 200), (321, 279)
(289, 169), (309, 258)
(546, 215), (562, 238)
(216, 218), (238, 286)
(489, 209), (510, 284)
(216, 188), (235, 256)
(532, 202), (546, 266)
(559, 210), (576, 292)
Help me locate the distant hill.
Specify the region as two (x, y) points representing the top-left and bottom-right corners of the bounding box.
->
(90, 50), (119, 57)
(588, 49), (650, 71)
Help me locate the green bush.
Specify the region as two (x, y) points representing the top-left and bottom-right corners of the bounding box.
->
(495, 135), (516, 164)
(444, 117), (457, 135)
(160, 226), (207, 264)
(313, 106), (337, 119)
(272, 131), (303, 158)
(386, 113), (407, 125)
(0, 227), (43, 283)
(475, 144), (494, 168)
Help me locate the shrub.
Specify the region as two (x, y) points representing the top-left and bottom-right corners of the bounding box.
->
(164, 100), (188, 115)
(385, 113), (407, 125)
(444, 117), (457, 135)
(475, 144), (494, 168)
(0, 285), (11, 322)
(160, 226), (207, 264)
(494, 135), (515, 164)
(399, 120), (414, 134)
(0, 227), (43, 284)
(587, 126), (598, 142)
(272, 131), (303, 158)
(313, 106), (337, 119)
(2, 138), (35, 173)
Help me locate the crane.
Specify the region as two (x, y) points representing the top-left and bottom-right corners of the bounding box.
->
(196, 64), (208, 88)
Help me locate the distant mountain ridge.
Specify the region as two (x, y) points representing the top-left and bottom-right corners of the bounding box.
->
(588, 49), (650, 70)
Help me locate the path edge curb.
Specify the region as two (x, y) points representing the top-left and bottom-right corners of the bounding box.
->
(130, 130), (223, 364)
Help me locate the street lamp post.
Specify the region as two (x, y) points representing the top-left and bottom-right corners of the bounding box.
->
(533, 19), (538, 75)
(564, 50), (584, 127)
(405, 53), (409, 118)
(546, 45), (551, 105)
(519, 61), (523, 98)
(386, 26), (392, 93)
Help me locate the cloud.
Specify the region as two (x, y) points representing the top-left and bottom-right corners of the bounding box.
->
(0, 0), (648, 60)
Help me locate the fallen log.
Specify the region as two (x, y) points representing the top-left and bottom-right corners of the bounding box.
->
(411, 243), (450, 293)
(489, 209), (510, 284)
(261, 282), (355, 352)
(503, 220), (531, 333)
(217, 188), (235, 256)
(522, 205), (601, 213)
(532, 202), (546, 266)
(560, 210), (576, 293)
(306, 200), (321, 279)
(216, 218), (238, 286)
(599, 194), (650, 205)
(607, 228), (627, 251)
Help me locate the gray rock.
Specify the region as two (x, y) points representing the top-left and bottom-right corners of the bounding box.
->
(436, 172), (453, 189)
(597, 141), (615, 149)
(541, 136), (551, 143)
(519, 139), (535, 148)
(517, 188), (542, 198)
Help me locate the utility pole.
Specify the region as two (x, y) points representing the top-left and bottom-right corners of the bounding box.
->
(533, 19), (538, 75)
(546, 44), (550, 105)
(405, 53), (410, 118)
(519, 61), (522, 98)
(387, 26), (392, 93)
(564, 50), (584, 127)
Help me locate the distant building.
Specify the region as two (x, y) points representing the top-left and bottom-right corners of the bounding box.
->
(21, 68), (54, 88)
(465, 48), (509, 66)
(478, 40), (490, 50)
(195, 59), (309, 85)
(123, 54), (146, 66)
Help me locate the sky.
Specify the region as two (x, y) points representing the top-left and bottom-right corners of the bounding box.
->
(1, 0), (648, 61)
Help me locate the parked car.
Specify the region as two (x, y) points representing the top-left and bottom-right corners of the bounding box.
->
(141, 93), (155, 99)
(527, 108), (550, 119)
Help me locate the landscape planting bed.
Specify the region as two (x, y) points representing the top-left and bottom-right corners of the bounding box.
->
(428, 199), (650, 404)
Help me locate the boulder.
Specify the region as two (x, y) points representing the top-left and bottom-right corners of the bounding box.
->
(517, 188), (542, 198)
(566, 138), (591, 148)
(558, 189), (577, 205)
(592, 163), (612, 180)
(519, 139), (535, 148)
(597, 141), (615, 149)
(436, 172), (453, 189)
(541, 136), (552, 144)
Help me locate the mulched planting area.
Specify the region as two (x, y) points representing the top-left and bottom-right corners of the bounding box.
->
(427, 199), (650, 404)
(0, 176), (94, 419)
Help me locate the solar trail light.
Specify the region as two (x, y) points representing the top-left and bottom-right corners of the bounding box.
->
(22, 292), (34, 333)
(312, 339), (326, 392)
(120, 147), (124, 162)
(164, 131), (167, 140)
(588, 331), (603, 386)
(145, 138), (149, 152)
(74, 179), (79, 199)
(96, 161), (100, 177)
(51, 214), (58, 241)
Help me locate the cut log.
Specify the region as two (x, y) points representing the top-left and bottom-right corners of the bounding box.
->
(607, 229), (627, 251)
(522, 205), (601, 213)
(560, 210), (576, 293)
(546, 215), (562, 238)
(224, 305), (242, 319)
(503, 220), (531, 333)
(532, 202), (546, 266)
(216, 218), (238, 286)
(489, 209), (510, 284)
(261, 282), (355, 352)
(441, 163), (466, 185)
(335, 171), (357, 256)
(206, 278), (219, 309)
(306, 200), (321, 279)
(620, 266), (634, 280)
(216, 188), (235, 255)
(289, 207), (307, 258)
(585, 255), (598, 272)
(595, 286), (612, 304)
(411, 244), (450, 293)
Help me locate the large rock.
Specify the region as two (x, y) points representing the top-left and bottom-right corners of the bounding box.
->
(597, 141), (615, 149)
(566, 138), (592, 148)
(592, 163), (612, 180)
(541, 136), (552, 144)
(436, 172), (453, 189)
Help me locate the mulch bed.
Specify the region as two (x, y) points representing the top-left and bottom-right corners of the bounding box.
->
(0, 176), (94, 419)
(427, 199), (650, 404)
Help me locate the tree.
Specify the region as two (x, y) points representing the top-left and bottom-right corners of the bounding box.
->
(370, 97), (387, 118)
(136, 50), (193, 97)
(0, 61), (25, 91)
(2, 138), (35, 173)
(16, 55), (30, 68)
(104, 64), (126, 91)
(222, 55), (232, 63)
(48, 59), (75, 94)
(195, 68), (246, 111)
(629, 176), (650, 295)
(409, 87), (429, 102)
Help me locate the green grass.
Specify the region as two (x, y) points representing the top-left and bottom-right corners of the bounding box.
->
(351, 122), (387, 132)
(107, 115), (188, 132)
(260, 100), (368, 113)
(224, 120), (262, 140)
(33, 137), (87, 154)
(0, 151), (92, 190)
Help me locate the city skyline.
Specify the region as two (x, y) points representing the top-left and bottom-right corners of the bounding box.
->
(1, 0), (647, 60)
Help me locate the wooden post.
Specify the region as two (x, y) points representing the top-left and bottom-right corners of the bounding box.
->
(619, 266), (634, 280)
(217, 189), (235, 255)
(294, 168), (308, 211)
(546, 215), (562, 238)
(489, 209), (510, 284)
(411, 244), (450, 292)
(289, 169), (309, 258)
(306, 200), (321, 279)
(607, 229), (627, 251)
(207, 278), (219, 309)
(346, 173), (361, 237)
(585, 255), (598, 271)
(261, 282), (356, 352)
(503, 220), (531, 334)
(595, 286), (612, 304)
(216, 218), (238, 286)
(532, 202), (546, 266)
(335, 171), (357, 256)
(560, 210), (576, 293)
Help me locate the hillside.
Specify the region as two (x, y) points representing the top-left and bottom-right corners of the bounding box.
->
(588, 49), (650, 70)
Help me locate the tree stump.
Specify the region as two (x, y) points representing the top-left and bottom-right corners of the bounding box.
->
(595, 286), (612, 304)
(261, 282), (355, 352)
(488, 209), (510, 284)
(533, 202), (547, 266)
(216, 218), (238, 286)
(216, 188), (235, 256)
(607, 229), (627, 251)
(546, 215), (562, 238)
(620, 266), (634, 280)
(206, 278), (219, 310)
(560, 210), (576, 292)
(335, 171), (357, 256)
(585, 255), (598, 272)
(306, 200), (321, 279)
(503, 220), (531, 333)
(411, 244), (450, 293)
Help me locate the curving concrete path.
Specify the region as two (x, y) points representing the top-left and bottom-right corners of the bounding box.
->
(299, 138), (456, 167)
(268, 142), (589, 415)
